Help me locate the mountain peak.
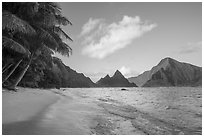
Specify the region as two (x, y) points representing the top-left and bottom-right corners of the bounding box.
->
(164, 57), (173, 60)
(116, 69), (120, 73)
(128, 57), (202, 87)
(104, 74), (110, 78)
(97, 69), (137, 87)
(160, 57), (172, 63)
(158, 57), (178, 67)
(113, 70), (124, 77)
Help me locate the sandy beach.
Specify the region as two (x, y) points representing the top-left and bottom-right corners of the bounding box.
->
(2, 87), (202, 135)
(2, 88), (60, 124)
(2, 88), (61, 134)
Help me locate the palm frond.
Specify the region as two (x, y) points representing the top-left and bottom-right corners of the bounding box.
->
(36, 27), (59, 50)
(41, 44), (54, 55)
(41, 28), (72, 56)
(56, 42), (72, 57)
(35, 44), (54, 67)
(2, 10), (36, 35)
(55, 14), (72, 26)
(3, 36), (31, 55)
(54, 26), (73, 41)
(47, 2), (61, 14)
(45, 2), (72, 26)
(39, 2), (61, 15)
(40, 13), (57, 27)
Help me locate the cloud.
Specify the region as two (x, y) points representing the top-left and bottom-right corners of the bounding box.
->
(119, 66), (139, 78)
(80, 18), (103, 36)
(119, 66), (131, 76)
(179, 41), (202, 54)
(80, 16), (157, 59)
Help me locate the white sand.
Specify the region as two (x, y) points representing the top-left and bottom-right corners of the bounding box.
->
(2, 87), (202, 135)
(2, 88), (60, 124)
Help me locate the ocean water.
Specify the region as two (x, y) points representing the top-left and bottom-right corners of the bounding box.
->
(4, 87), (202, 135)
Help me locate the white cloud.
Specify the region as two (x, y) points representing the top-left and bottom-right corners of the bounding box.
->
(80, 18), (103, 36)
(80, 15), (157, 59)
(119, 66), (131, 76)
(119, 66), (139, 78)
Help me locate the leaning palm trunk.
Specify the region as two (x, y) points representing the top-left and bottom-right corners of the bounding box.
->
(3, 63), (13, 74)
(3, 59), (22, 83)
(3, 63), (10, 70)
(10, 54), (34, 89)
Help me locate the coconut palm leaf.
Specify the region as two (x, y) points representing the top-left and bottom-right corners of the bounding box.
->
(36, 12), (57, 27)
(42, 28), (72, 55)
(41, 2), (72, 25)
(39, 2), (61, 15)
(41, 44), (54, 55)
(36, 3), (61, 27)
(32, 44), (54, 67)
(54, 26), (73, 41)
(56, 42), (72, 57)
(55, 14), (72, 26)
(2, 10), (36, 35)
(36, 27), (59, 50)
(3, 36), (31, 55)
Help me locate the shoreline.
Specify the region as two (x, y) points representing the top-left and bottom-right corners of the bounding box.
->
(2, 88), (61, 125)
(2, 87), (202, 135)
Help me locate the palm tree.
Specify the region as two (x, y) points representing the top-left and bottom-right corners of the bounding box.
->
(2, 2), (72, 90)
(2, 10), (33, 88)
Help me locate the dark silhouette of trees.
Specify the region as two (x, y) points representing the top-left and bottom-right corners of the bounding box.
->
(2, 2), (72, 90)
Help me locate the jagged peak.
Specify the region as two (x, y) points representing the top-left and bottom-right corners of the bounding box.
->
(113, 70), (124, 78)
(114, 70), (122, 74)
(104, 74), (110, 78)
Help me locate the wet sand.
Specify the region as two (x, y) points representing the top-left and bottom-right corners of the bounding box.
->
(2, 87), (202, 135)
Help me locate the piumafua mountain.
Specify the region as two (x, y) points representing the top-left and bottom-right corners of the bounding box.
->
(97, 70), (137, 87)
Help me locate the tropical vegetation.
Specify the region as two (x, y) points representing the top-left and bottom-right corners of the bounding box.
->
(2, 2), (72, 90)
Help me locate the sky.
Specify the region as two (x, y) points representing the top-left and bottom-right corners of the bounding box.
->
(56, 2), (202, 82)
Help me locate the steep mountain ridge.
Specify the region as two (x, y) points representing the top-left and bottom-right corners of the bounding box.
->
(50, 57), (96, 88)
(20, 57), (96, 88)
(128, 71), (150, 87)
(128, 57), (202, 87)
